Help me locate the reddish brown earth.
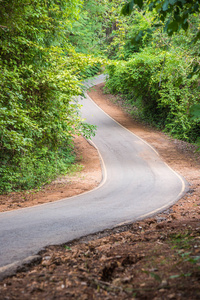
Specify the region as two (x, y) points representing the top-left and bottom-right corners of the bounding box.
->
(0, 83), (200, 299)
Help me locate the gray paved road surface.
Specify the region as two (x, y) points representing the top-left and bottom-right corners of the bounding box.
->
(0, 75), (187, 274)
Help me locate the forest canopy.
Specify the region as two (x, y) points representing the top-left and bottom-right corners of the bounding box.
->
(0, 0), (199, 193)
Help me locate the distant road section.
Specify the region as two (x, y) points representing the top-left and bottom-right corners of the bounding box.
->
(0, 75), (187, 273)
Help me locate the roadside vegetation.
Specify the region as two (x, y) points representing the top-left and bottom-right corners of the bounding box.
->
(0, 0), (101, 193)
(0, 0), (199, 192)
(0, 1), (199, 297)
(105, 0), (200, 145)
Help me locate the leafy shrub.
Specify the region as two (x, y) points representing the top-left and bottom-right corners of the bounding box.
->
(105, 49), (200, 142)
(0, 0), (100, 193)
(0, 146), (77, 193)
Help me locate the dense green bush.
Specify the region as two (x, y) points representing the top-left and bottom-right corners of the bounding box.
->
(0, 0), (100, 193)
(105, 49), (200, 142)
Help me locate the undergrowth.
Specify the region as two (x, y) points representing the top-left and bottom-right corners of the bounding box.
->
(0, 144), (82, 193)
(105, 49), (200, 145)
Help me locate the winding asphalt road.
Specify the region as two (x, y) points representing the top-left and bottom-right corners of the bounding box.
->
(0, 75), (187, 278)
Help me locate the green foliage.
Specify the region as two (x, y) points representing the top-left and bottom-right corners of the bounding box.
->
(148, 0), (200, 37)
(0, 0), (102, 193)
(0, 146), (78, 193)
(103, 0), (200, 145)
(121, 1), (200, 62)
(190, 104), (200, 121)
(105, 49), (200, 142)
(121, 0), (144, 14)
(68, 0), (135, 59)
(68, 0), (105, 54)
(122, 0), (200, 37)
(190, 103), (200, 149)
(118, 10), (156, 58)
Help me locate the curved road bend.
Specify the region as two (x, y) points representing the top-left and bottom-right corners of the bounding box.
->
(0, 75), (187, 271)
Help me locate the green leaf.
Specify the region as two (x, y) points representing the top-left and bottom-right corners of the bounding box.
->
(121, 1), (134, 15)
(64, 245), (71, 250)
(149, 3), (154, 11)
(129, 0), (134, 10)
(162, 0), (169, 11)
(190, 104), (200, 120)
(164, 18), (171, 32)
(169, 0), (177, 5)
(170, 274), (180, 279)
